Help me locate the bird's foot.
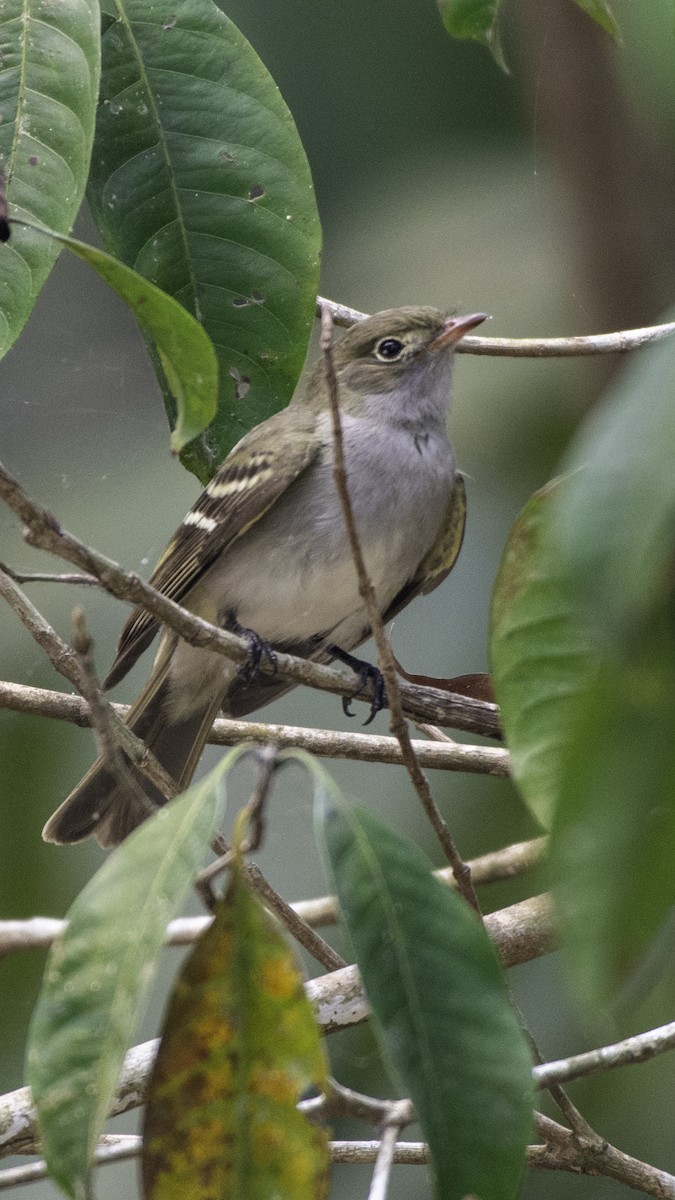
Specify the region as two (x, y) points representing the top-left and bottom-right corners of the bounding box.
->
(225, 611), (277, 681)
(330, 645), (386, 726)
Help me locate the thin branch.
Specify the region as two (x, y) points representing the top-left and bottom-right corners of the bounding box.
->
(315, 1080), (414, 1128)
(330, 1141), (428, 1165)
(0, 679), (508, 773)
(240, 858), (346, 974)
(534, 1019), (675, 1088)
(0, 568), (177, 805)
(204, 824), (347, 974)
(367, 1103), (412, 1200)
(0, 459), (501, 738)
(0, 894), (558, 1158)
(0, 1137), (142, 1190)
(337, 1137), (675, 1198)
(320, 310), (480, 912)
(3, 1131), (674, 1198)
(532, 1114), (675, 1199)
(316, 296), (675, 356)
(0, 840), (547, 955)
(71, 608), (157, 820)
(528, 1027), (598, 1146)
(0, 567), (85, 692)
(0, 561), (98, 586)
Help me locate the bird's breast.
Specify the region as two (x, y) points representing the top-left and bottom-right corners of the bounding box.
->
(191, 413), (455, 651)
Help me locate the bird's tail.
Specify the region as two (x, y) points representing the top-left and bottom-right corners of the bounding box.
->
(42, 661), (224, 848)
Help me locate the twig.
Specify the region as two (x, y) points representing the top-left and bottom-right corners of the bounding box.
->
(71, 608), (156, 820)
(532, 1113), (675, 1199)
(243, 861), (346, 973)
(0, 895), (558, 1157)
(0, 840), (547, 954)
(313, 1080), (414, 1128)
(0, 568), (177, 804)
(527, 1025), (598, 1145)
(3, 1125), (674, 1198)
(0, 460), (500, 738)
(320, 310), (480, 912)
(196, 747), (285, 908)
(204, 832), (347, 974)
(0, 679), (507, 771)
(367, 1103), (413, 1200)
(534, 1019), (675, 1087)
(0, 1136), (142, 1190)
(316, 296), (675, 356)
(0, 566), (85, 692)
(240, 745), (282, 854)
(0, 562), (98, 586)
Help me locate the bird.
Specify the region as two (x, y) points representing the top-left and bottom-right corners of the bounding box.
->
(42, 305), (487, 847)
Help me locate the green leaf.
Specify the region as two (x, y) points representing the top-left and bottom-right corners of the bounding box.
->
(87, 0), (322, 482)
(319, 801), (533, 1200)
(490, 481), (594, 827)
(0, 0), (100, 358)
(436, 0), (507, 70)
(27, 746), (249, 1200)
(572, 0), (621, 41)
(547, 317), (675, 1005)
(142, 861), (329, 1200)
(551, 621), (675, 1010)
(553, 315), (675, 643)
(20, 223), (219, 451)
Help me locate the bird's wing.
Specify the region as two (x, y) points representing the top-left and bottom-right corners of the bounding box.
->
(382, 472), (467, 624)
(104, 410), (321, 689)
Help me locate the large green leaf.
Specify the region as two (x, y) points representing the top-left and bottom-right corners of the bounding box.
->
(87, 0), (321, 483)
(0, 0), (100, 358)
(490, 482), (594, 827)
(552, 623), (675, 1011)
(553, 317), (675, 643)
(143, 862), (329, 1200)
(319, 801), (533, 1200)
(27, 746), (248, 1199)
(547, 319), (675, 1004)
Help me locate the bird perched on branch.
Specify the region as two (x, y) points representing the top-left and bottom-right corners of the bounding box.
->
(43, 305), (487, 847)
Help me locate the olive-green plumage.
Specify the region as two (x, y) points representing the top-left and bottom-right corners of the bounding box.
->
(43, 306), (486, 847)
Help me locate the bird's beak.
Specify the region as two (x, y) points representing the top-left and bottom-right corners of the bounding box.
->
(427, 312), (490, 352)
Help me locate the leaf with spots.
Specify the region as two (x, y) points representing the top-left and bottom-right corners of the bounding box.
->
(142, 860), (330, 1200)
(0, 0), (100, 358)
(87, 0), (322, 483)
(27, 747), (248, 1200)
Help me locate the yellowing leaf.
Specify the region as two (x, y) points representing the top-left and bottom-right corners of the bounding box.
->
(142, 863), (329, 1200)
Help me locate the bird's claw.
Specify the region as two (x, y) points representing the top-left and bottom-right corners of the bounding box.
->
(331, 646), (386, 725)
(226, 611), (277, 681)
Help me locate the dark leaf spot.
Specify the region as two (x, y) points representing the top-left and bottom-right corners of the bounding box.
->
(251, 290), (264, 304)
(162, 13), (177, 28)
(248, 184), (265, 202)
(28, 155), (38, 166)
(219, 150), (235, 162)
(232, 296), (250, 308)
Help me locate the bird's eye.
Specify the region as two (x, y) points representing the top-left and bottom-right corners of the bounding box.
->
(374, 337), (405, 361)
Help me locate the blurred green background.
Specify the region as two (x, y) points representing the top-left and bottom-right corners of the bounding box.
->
(2, 0), (675, 1195)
